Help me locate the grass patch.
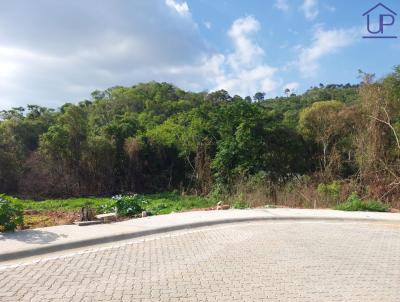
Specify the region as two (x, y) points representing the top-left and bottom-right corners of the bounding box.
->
(0, 192), (216, 230)
(16, 197), (113, 212)
(3, 192), (216, 216)
(143, 193), (216, 215)
(232, 200), (249, 209)
(335, 193), (389, 212)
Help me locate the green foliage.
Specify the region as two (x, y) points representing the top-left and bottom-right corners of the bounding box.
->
(0, 76), (398, 208)
(112, 194), (147, 217)
(335, 193), (389, 212)
(142, 192), (216, 215)
(21, 197), (112, 212)
(10, 193), (215, 221)
(299, 100), (344, 141)
(232, 200), (249, 209)
(145, 202), (168, 215)
(317, 181), (341, 199)
(211, 100), (309, 189)
(96, 202), (116, 214)
(0, 195), (24, 231)
(13, 193), (215, 215)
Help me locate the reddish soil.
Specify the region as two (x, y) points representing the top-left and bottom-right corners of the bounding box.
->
(22, 211), (80, 229)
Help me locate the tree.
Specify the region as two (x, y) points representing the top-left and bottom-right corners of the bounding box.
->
(284, 88), (290, 97)
(355, 71), (400, 200)
(206, 90), (231, 104)
(103, 113), (140, 191)
(253, 92), (265, 102)
(39, 105), (88, 195)
(299, 100), (345, 173)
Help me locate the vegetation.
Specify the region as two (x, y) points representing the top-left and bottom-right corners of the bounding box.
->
(2, 67), (400, 215)
(20, 197), (112, 212)
(0, 193), (216, 230)
(112, 194), (145, 217)
(335, 193), (389, 212)
(0, 195), (24, 231)
(10, 193), (214, 215)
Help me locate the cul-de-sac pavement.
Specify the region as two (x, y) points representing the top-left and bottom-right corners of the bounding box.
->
(1, 210), (400, 301)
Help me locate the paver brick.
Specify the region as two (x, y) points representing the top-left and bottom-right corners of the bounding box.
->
(0, 221), (400, 301)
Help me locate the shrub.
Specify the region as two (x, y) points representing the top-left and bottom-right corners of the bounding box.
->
(0, 195), (24, 232)
(335, 192), (388, 212)
(317, 181), (341, 199)
(232, 194), (249, 209)
(96, 203), (116, 214)
(112, 194), (146, 217)
(233, 200), (249, 209)
(146, 202), (168, 215)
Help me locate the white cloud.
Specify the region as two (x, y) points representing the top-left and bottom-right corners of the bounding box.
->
(227, 16), (264, 70)
(169, 16), (279, 97)
(297, 27), (358, 77)
(0, 3), (278, 109)
(214, 65), (278, 96)
(204, 21), (212, 29)
(211, 16), (278, 96)
(274, 0), (289, 12)
(284, 82), (299, 93)
(324, 4), (336, 12)
(300, 0), (319, 20)
(165, 0), (190, 17)
(0, 0), (205, 109)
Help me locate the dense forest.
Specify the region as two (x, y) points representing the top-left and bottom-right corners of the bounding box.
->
(1, 67), (400, 208)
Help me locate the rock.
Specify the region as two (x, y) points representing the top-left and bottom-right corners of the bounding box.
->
(142, 211), (147, 217)
(73, 220), (103, 226)
(216, 204), (230, 210)
(80, 207), (96, 221)
(95, 213), (117, 223)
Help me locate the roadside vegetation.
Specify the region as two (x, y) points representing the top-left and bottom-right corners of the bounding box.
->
(0, 193), (216, 230)
(335, 193), (388, 212)
(2, 67), (400, 230)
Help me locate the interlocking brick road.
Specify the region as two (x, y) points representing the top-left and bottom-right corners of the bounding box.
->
(1, 221), (400, 301)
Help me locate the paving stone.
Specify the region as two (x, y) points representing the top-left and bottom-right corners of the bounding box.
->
(0, 221), (400, 301)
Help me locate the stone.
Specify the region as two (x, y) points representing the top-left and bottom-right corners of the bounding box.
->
(216, 204), (230, 210)
(95, 213), (117, 223)
(80, 207), (96, 221)
(4, 222), (400, 301)
(73, 220), (103, 226)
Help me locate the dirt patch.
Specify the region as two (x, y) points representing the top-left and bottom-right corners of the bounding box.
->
(21, 211), (133, 229)
(22, 211), (80, 229)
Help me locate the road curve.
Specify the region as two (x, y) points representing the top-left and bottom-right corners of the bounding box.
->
(1, 221), (400, 301)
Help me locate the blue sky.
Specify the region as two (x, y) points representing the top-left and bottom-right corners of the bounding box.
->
(0, 0), (399, 110)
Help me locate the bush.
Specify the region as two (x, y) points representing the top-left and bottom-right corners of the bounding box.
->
(96, 203), (116, 214)
(335, 192), (388, 212)
(146, 202), (168, 215)
(0, 195), (24, 232)
(233, 200), (249, 209)
(317, 181), (341, 199)
(111, 194), (147, 217)
(232, 194), (249, 209)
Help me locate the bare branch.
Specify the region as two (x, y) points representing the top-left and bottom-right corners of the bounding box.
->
(368, 108), (400, 151)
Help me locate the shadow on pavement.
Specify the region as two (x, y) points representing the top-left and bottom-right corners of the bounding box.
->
(0, 230), (67, 244)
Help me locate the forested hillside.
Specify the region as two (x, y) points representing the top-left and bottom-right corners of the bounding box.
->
(1, 68), (400, 208)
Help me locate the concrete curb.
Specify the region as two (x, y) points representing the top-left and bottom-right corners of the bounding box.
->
(1, 215), (399, 262)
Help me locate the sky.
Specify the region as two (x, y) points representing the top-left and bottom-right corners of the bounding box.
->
(0, 0), (400, 110)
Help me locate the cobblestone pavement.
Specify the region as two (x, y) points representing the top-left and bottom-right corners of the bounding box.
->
(1, 221), (400, 301)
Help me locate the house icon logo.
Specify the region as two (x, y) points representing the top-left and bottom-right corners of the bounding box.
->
(363, 3), (397, 39)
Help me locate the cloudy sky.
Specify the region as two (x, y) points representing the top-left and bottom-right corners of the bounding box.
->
(0, 0), (399, 110)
